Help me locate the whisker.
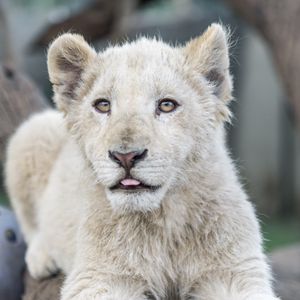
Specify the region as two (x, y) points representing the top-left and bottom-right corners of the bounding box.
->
(134, 166), (167, 171)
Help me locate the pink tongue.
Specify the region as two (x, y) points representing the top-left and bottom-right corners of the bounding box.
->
(121, 179), (141, 186)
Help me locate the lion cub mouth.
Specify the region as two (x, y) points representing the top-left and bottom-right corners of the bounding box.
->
(110, 177), (159, 192)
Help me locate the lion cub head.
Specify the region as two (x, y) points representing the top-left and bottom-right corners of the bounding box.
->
(47, 24), (232, 212)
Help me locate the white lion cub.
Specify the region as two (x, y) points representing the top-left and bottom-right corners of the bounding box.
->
(5, 24), (280, 300)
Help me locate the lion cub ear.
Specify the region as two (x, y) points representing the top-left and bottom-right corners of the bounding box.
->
(47, 33), (96, 111)
(184, 23), (232, 103)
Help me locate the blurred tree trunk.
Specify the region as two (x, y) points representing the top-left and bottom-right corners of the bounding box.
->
(224, 0), (300, 217)
(225, 0), (300, 123)
(33, 0), (138, 48)
(0, 0), (15, 66)
(0, 66), (48, 162)
(0, 1), (48, 164)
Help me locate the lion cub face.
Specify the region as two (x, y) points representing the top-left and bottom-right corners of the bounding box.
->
(48, 24), (232, 212)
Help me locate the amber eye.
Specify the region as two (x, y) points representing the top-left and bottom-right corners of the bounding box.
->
(157, 98), (179, 114)
(94, 99), (111, 113)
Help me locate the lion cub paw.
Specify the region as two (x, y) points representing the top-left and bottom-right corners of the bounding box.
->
(25, 237), (58, 280)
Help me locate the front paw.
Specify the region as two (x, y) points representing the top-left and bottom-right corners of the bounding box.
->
(247, 296), (280, 300)
(100, 292), (149, 300)
(61, 288), (149, 300)
(26, 237), (58, 280)
(101, 294), (149, 300)
(61, 270), (149, 300)
(61, 287), (108, 300)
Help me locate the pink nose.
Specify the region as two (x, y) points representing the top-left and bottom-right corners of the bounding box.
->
(109, 149), (148, 170)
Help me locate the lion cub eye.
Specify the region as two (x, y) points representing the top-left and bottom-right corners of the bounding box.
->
(93, 99), (111, 114)
(157, 98), (179, 114)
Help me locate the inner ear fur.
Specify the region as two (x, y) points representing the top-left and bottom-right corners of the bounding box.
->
(47, 33), (96, 109)
(184, 23), (232, 103)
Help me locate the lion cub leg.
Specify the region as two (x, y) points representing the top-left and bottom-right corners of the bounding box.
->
(25, 233), (59, 279)
(61, 268), (149, 300)
(5, 110), (66, 279)
(5, 110), (66, 241)
(191, 261), (280, 300)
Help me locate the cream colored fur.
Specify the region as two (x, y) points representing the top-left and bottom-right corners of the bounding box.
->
(5, 24), (280, 299)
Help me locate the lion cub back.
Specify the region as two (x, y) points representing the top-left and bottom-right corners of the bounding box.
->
(5, 110), (66, 242)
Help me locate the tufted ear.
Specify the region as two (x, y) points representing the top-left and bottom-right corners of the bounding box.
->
(47, 33), (97, 111)
(184, 23), (232, 103)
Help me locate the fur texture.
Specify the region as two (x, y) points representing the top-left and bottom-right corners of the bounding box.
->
(5, 24), (280, 300)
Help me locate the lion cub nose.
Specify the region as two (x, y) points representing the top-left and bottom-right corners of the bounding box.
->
(109, 149), (148, 170)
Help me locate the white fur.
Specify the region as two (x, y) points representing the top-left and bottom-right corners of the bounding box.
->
(5, 24), (280, 299)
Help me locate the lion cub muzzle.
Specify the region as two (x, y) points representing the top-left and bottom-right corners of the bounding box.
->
(108, 149), (158, 192)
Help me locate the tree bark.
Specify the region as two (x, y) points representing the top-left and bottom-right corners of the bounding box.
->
(0, 65), (48, 162)
(33, 0), (138, 48)
(225, 0), (300, 123)
(23, 271), (64, 300)
(0, 0), (15, 66)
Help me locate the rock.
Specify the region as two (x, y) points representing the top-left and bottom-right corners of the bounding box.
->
(0, 205), (26, 300)
(270, 244), (300, 300)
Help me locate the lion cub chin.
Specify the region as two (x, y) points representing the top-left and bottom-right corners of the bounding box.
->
(5, 23), (280, 300)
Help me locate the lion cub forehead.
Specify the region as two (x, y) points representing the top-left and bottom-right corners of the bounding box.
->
(85, 38), (185, 97)
(100, 37), (182, 68)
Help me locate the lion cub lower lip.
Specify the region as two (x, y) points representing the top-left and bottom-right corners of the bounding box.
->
(110, 177), (158, 192)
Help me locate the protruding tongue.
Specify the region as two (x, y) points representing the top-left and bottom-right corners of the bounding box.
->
(121, 178), (141, 186)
